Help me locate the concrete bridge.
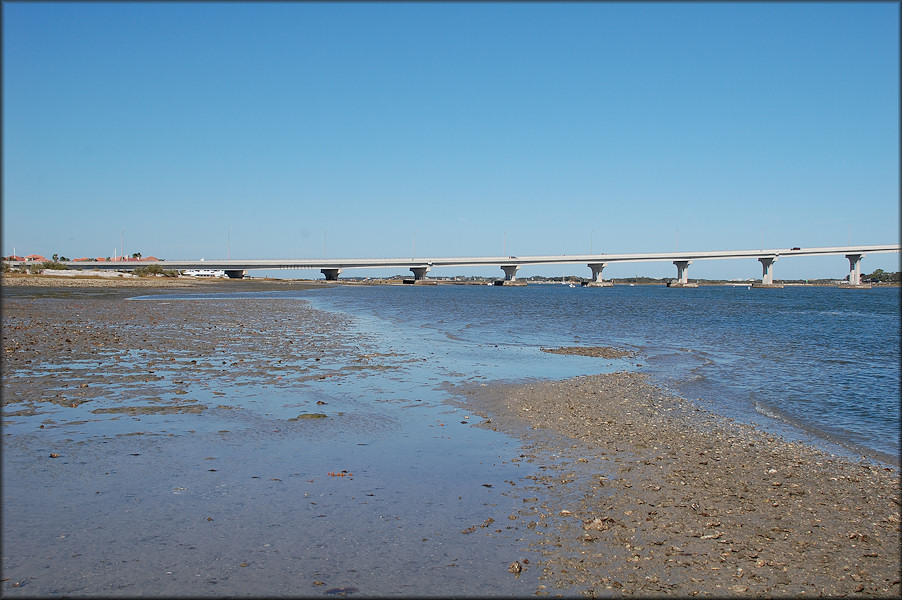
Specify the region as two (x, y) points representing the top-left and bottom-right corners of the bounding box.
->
(51, 244), (900, 286)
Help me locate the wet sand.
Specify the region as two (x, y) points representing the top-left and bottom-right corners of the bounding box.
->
(3, 274), (900, 597)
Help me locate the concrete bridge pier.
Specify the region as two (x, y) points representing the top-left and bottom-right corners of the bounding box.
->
(753, 256), (783, 288)
(585, 262), (613, 287)
(667, 260), (698, 287)
(224, 269), (247, 279)
(321, 268), (341, 281)
(410, 266), (431, 281)
(493, 264), (526, 286)
(841, 254), (871, 288)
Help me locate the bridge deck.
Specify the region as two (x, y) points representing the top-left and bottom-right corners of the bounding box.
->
(37, 244), (898, 274)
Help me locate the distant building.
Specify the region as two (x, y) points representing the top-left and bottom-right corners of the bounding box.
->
(116, 255), (162, 262)
(25, 254), (47, 262)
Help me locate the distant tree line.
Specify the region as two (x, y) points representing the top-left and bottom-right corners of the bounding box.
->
(862, 269), (900, 283)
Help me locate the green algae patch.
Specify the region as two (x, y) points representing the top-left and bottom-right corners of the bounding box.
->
(90, 404), (207, 415)
(288, 413), (328, 421)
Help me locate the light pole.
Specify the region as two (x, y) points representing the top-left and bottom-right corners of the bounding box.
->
(121, 227), (125, 260)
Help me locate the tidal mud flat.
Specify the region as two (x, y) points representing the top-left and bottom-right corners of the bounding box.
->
(2, 277), (547, 597)
(2, 275), (900, 597)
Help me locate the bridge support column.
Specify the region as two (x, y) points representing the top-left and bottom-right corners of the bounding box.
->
(410, 266), (431, 281)
(501, 265), (519, 281)
(492, 264), (526, 285)
(752, 256), (783, 288)
(841, 254), (871, 288)
(667, 260), (697, 287)
(321, 268), (341, 281)
(585, 262), (613, 287)
(224, 269), (246, 279)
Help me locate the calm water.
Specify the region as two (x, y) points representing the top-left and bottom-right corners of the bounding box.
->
(303, 283), (900, 464)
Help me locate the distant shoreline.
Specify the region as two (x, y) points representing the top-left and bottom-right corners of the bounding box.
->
(3, 272), (897, 289)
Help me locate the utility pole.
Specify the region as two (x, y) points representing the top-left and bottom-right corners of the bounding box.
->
(121, 227), (125, 259)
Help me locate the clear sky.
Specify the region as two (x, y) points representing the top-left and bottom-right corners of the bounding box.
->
(3, 1), (899, 280)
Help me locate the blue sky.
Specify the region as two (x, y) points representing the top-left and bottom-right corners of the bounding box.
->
(3, 2), (899, 279)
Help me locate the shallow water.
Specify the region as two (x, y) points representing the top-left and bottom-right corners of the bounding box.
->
(135, 283), (899, 461)
(4, 292), (597, 596)
(302, 283), (900, 462)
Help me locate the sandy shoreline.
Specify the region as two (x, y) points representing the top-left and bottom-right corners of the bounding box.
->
(456, 373), (900, 596)
(1, 272), (329, 292)
(3, 275), (900, 596)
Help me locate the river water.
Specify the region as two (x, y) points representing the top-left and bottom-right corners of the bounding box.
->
(303, 283), (899, 464)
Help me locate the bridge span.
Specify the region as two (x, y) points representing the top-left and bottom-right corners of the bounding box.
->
(56, 244), (900, 286)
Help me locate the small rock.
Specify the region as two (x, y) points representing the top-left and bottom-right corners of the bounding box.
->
(509, 561), (522, 574)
